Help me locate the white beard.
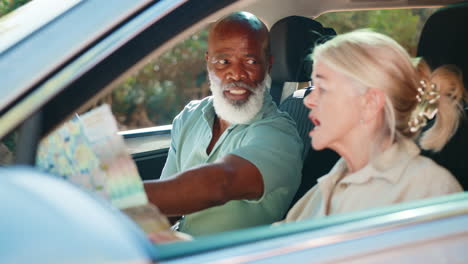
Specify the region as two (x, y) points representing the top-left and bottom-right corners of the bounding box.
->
(208, 70), (270, 125)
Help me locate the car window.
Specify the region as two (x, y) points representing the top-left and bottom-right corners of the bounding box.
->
(0, 0), (28, 166)
(93, 26), (211, 131)
(315, 8), (438, 56)
(0, 131), (16, 165)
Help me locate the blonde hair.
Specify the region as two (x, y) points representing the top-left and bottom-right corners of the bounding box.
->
(312, 30), (465, 152)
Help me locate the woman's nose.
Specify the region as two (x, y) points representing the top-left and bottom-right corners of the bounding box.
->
(303, 86), (317, 109)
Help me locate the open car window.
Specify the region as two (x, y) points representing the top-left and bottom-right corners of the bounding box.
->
(315, 8), (438, 56)
(90, 25), (211, 131)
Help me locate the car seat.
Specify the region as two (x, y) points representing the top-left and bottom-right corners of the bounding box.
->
(269, 16), (340, 209)
(270, 16), (336, 106)
(417, 2), (468, 190)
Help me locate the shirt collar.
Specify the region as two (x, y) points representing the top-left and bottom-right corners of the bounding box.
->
(319, 138), (421, 186)
(202, 98), (216, 125)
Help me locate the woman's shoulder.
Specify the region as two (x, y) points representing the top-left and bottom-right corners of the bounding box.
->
(284, 184), (322, 222)
(408, 155), (450, 176)
(405, 154), (463, 193)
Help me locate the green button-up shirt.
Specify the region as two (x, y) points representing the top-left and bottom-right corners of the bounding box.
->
(160, 91), (303, 236)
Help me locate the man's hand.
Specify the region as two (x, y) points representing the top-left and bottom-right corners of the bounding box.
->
(144, 154), (264, 216)
(148, 230), (192, 244)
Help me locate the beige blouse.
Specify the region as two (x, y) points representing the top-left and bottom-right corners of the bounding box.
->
(283, 138), (463, 222)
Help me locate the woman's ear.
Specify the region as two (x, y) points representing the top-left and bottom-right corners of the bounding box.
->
(362, 88), (386, 122)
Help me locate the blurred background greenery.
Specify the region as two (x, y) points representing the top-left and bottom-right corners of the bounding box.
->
(107, 29), (211, 130)
(0, 0), (30, 16)
(0, 1), (437, 164)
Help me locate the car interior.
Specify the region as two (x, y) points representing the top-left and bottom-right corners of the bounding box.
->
(1, 0), (468, 262)
(269, 2), (468, 211)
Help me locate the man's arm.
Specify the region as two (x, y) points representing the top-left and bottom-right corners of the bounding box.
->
(144, 154), (264, 216)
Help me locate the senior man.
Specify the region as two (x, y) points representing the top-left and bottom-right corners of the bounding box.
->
(144, 11), (303, 236)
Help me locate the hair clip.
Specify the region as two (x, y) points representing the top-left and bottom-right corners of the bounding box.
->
(408, 80), (440, 133)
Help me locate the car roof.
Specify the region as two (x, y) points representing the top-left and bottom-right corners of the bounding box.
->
(0, 0), (462, 139)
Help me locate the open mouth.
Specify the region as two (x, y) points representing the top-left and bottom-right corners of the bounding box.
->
(309, 114), (321, 127)
(312, 118), (321, 127)
(228, 89), (247, 95)
(223, 87), (252, 100)
(309, 114), (321, 136)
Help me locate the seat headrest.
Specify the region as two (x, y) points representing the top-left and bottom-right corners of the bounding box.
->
(417, 2), (468, 89)
(270, 16), (336, 83)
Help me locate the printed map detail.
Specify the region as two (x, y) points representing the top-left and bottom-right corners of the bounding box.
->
(36, 104), (148, 209)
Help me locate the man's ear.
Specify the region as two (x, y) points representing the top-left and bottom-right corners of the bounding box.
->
(363, 88), (386, 121)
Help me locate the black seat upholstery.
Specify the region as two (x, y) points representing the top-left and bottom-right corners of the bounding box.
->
(269, 16), (336, 106)
(270, 16), (336, 155)
(269, 16), (339, 209)
(418, 2), (468, 190)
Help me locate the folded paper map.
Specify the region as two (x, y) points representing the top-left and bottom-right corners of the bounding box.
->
(36, 105), (175, 236)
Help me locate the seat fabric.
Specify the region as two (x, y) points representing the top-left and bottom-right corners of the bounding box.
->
(269, 16), (336, 105)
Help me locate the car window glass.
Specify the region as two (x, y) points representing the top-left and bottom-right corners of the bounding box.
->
(0, 131), (16, 166)
(96, 26), (211, 131)
(315, 8), (438, 56)
(0, 1), (31, 166)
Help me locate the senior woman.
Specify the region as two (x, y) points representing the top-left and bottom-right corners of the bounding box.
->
(283, 30), (464, 222)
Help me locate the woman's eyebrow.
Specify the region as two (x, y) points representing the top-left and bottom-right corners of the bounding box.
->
(314, 74), (327, 80)
(313, 74), (328, 82)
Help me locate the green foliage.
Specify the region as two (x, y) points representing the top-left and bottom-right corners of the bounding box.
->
(2, 131), (17, 152)
(0, 0), (30, 164)
(0, 131), (17, 165)
(368, 9), (419, 53)
(316, 8), (437, 56)
(0, 0), (31, 17)
(110, 28), (210, 128)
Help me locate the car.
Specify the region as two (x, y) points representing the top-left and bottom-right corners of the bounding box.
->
(1, 0), (468, 263)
